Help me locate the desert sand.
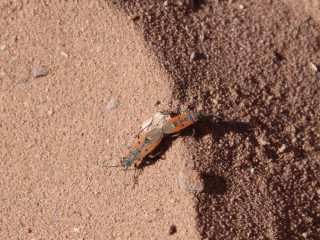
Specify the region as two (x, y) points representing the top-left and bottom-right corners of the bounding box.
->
(1, 1), (320, 239)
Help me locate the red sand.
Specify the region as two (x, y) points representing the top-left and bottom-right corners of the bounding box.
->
(1, 1), (320, 239)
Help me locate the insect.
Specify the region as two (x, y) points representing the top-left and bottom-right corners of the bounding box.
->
(107, 127), (164, 181)
(161, 111), (220, 136)
(133, 127), (163, 168)
(161, 111), (203, 135)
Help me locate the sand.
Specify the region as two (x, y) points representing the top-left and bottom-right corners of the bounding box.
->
(1, 0), (320, 239)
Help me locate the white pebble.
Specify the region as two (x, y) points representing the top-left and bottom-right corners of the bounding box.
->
(106, 98), (119, 111)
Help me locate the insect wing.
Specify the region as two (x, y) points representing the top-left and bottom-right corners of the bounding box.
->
(167, 113), (189, 123)
(137, 128), (163, 163)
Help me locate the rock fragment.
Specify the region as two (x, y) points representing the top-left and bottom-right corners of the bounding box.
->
(106, 98), (119, 111)
(47, 108), (54, 116)
(32, 67), (48, 78)
(278, 144), (286, 153)
(310, 62), (318, 72)
(61, 51), (68, 57)
(190, 51), (197, 61)
(179, 166), (204, 193)
(169, 224), (177, 235)
(152, 100), (160, 107)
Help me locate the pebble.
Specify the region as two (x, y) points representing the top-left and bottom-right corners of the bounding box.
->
(211, 98), (218, 105)
(61, 51), (68, 57)
(169, 224), (177, 235)
(32, 67), (48, 78)
(21, 78), (28, 83)
(106, 98), (119, 111)
(278, 144), (286, 153)
(47, 109), (54, 116)
(190, 51), (197, 61)
(177, 1), (183, 6)
(179, 166), (204, 193)
(127, 15), (140, 21)
(152, 100), (160, 107)
(258, 136), (268, 146)
(310, 62), (318, 72)
(0, 45), (6, 50)
(163, 0), (169, 7)
(239, 4), (244, 9)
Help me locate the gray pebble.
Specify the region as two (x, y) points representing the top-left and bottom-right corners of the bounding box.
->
(179, 166), (204, 193)
(32, 67), (48, 78)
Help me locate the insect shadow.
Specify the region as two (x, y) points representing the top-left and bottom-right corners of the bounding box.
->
(193, 116), (253, 140)
(134, 115), (253, 188)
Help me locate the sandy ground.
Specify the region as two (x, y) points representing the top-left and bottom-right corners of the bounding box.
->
(1, 0), (320, 239)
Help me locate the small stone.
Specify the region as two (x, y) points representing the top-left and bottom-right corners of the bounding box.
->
(310, 62), (318, 72)
(169, 225), (177, 235)
(61, 51), (68, 57)
(199, 34), (205, 41)
(21, 78), (28, 83)
(302, 232), (308, 238)
(128, 15), (140, 21)
(32, 67), (48, 78)
(164, 0), (169, 7)
(212, 98), (218, 105)
(233, 162), (242, 168)
(239, 4), (244, 9)
(106, 98), (119, 111)
(0, 45), (6, 50)
(250, 168), (254, 174)
(47, 109), (54, 116)
(152, 100), (160, 107)
(278, 144), (286, 153)
(190, 51), (197, 61)
(179, 166), (204, 193)
(258, 136), (268, 146)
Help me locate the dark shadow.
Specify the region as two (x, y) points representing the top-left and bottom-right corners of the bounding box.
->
(194, 117), (253, 141)
(191, 0), (206, 12)
(201, 173), (228, 195)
